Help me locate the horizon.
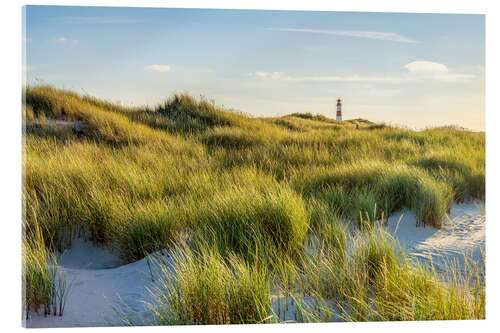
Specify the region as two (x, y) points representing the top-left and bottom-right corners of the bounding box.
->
(23, 6), (485, 131)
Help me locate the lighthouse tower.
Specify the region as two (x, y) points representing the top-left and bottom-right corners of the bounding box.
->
(336, 98), (342, 121)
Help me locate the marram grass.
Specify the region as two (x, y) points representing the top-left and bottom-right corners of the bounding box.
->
(22, 224), (69, 320)
(23, 85), (485, 323)
(147, 245), (273, 325)
(138, 223), (484, 325)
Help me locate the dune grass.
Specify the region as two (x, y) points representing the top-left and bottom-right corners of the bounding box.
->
(294, 161), (454, 228)
(22, 85), (485, 323)
(187, 184), (308, 262)
(148, 245), (273, 325)
(142, 221), (484, 325)
(302, 223), (485, 321)
(22, 224), (69, 320)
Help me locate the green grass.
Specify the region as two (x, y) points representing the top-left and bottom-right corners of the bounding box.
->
(147, 245), (272, 325)
(294, 161), (454, 227)
(23, 85), (485, 323)
(188, 184), (308, 262)
(22, 224), (69, 319)
(142, 222), (484, 324)
(302, 224), (485, 321)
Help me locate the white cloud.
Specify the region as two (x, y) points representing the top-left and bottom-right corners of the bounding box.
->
(250, 60), (477, 85)
(249, 72), (408, 84)
(404, 61), (448, 73)
(286, 75), (407, 83)
(22, 65), (35, 72)
(60, 16), (143, 24)
(249, 71), (284, 78)
(250, 69), (475, 85)
(265, 27), (418, 43)
(144, 64), (172, 72)
(56, 37), (79, 45)
(433, 73), (475, 83)
(404, 61), (475, 83)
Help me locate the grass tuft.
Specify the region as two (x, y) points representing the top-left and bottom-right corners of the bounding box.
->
(148, 245), (272, 325)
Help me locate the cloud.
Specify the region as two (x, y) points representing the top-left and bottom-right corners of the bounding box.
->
(404, 61), (448, 73)
(56, 37), (79, 45)
(248, 71), (284, 78)
(144, 64), (172, 72)
(287, 75), (407, 83)
(22, 65), (35, 72)
(404, 61), (475, 82)
(433, 73), (475, 83)
(249, 72), (407, 84)
(60, 16), (143, 24)
(265, 27), (418, 43)
(251, 68), (475, 85)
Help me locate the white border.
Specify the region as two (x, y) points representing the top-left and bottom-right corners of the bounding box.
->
(2, 1), (498, 332)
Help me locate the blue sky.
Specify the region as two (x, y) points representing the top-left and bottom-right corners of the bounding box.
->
(23, 6), (485, 130)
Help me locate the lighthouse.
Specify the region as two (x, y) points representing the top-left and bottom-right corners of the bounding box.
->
(336, 98), (342, 121)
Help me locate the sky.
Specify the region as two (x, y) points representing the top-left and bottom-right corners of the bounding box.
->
(23, 6), (485, 130)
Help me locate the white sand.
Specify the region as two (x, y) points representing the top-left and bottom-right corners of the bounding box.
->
(24, 239), (172, 328)
(24, 201), (485, 327)
(387, 200), (485, 274)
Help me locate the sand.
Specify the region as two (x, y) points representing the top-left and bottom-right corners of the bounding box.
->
(24, 240), (172, 328)
(24, 201), (485, 328)
(387, 200), (485, 274)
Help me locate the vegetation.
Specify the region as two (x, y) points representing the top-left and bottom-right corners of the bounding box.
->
(148, 245), (272, 325)
(23, 86), (485, 323)
(22, 224), (69, 319)
(303, 222), (485, 321)
(141, 222), (484, 325)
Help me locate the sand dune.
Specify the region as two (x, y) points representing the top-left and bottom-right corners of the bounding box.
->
(25, 201), (485, 328)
